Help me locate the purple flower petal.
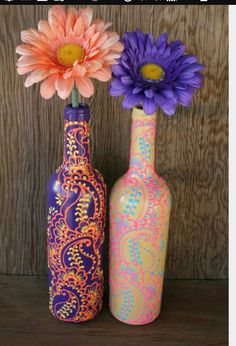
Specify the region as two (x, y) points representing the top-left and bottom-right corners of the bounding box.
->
(175, 84), (187, 90)
(121, 75), (134, 85)
(169, 40), (183, 49)
(154, 93), (166, 106)
(175, 86), (195, 106)
(111, 64), (126, 77)
(146, 33), (154, 54)
(161, 89), (174, 98)
(142, 97), (157, 115)
(109, 87), (127, 97)
(156, 33), (168, 48)
(160, 100), (176, 116)
(179, 73), (203, 88)
(111, 79), (124, 89)
(179, 55), (198, 64)
(109, 79), (130, 96)
(132, 87), (142, 94)
(122, 93), (141, 109)
(144, 89), (154, 98)
(179, 72), (195, 79)
(109, 30), (204, 116)
(184, 63), (204, 73)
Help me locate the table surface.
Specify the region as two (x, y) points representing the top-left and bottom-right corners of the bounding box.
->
(0, 276), (228, 346)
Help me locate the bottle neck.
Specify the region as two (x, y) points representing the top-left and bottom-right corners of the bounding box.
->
(129, 107), (156, 176)
(63, 104), (90, 165)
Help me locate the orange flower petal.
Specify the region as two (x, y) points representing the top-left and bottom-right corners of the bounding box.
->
(73, 64), (86, 77)
(93, 19), (105, 32)
(17, 65), (40, 75)
(48, 5), (66, 29)
(78, 7), (93, 29)
(94, 48), (109, 59)
(63, 69), (73, 79)
(38, 20), (56, 41)
(66, 8), (77, 34)
(103, 53), (121, 61)
(55, 77), (74, 99)
(75, 76), (94, 98)
(87, 49), (99, 59)
(16, 44), (39, 56)
(106, 59), (120, 65)
(29, 29), (49, 46)
(89, 68), (111, 82)
(40, 76), (57, 99)
(85, 24), (96, 40)
(21, 30), (49, 51)
(74, 17), (84, 36)
(100, 33), (120, 49)
(24, 69), (49, 87)
(94, 33), (108, 48)
(111, 41), (124, 53)
(83, 61), (102, 74)
(17, 55), (52, 67)
(94, 20), (113, 33)
(49, 67), (63, 74)
(21, 30), (37, 44)
(16, 6), (123, 99)
(17, 55), (42, 66)
(102, 21), (113, 32)
(89, 32), (100, 46)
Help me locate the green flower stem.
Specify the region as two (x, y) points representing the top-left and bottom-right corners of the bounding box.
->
(72, 84), (79, 108)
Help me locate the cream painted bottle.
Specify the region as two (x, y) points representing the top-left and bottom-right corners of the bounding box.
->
(109, 106), (171, 325)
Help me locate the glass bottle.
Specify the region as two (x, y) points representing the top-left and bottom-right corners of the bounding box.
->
(47, 104), (106, 322)
(109, 106), (171, 325)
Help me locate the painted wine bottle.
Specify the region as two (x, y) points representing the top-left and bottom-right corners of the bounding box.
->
(109, 106), (171, 325)
(47, 104), (106, 323)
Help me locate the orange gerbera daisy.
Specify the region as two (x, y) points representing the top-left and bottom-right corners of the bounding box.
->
(16, 6), (123, 100)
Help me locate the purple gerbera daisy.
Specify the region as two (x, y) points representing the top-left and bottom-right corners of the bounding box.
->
(109, 30), (204, 115)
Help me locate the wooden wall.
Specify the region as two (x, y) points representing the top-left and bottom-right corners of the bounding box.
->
(0, 5), (228, 278)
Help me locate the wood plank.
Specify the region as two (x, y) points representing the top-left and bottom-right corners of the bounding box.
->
(0, 6), (228, 277)
(0, 276), (228, 346)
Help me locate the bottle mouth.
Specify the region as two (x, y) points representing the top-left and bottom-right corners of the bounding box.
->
(132, 105), (156, 119)
(64, 103), (90, 121)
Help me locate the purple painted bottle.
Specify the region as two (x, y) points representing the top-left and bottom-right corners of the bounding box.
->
(47, 104), (106, 323)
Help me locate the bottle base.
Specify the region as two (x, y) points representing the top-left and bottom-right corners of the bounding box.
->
(110, 308), (160, 326)
(49, 305), (103, 323)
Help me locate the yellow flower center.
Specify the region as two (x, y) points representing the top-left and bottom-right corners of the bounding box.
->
(140, 63), (165, 81)
(57, 43), (85, 66)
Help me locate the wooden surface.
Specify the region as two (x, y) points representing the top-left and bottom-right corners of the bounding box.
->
(0, 6), (228, 278)
(0, 276), (228, 346)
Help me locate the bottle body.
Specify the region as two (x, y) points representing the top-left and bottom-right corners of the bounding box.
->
(47, 104), (106, 322)
(109, 107), (171, 325)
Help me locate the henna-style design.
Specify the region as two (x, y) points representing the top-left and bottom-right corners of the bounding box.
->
(48, 104), (106, 323)
(109, 107), (171, 325)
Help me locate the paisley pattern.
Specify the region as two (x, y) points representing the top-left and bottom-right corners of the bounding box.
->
(48, 105), (106, 323)
(109, 107), (171, 325)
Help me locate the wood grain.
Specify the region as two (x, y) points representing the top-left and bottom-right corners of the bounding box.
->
(0, 275), (228, 346)
(0, 6), (228, 278)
